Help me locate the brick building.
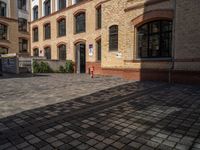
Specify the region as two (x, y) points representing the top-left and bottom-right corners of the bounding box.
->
(0, 0), (30, 55)
(1, 0), (200, 84)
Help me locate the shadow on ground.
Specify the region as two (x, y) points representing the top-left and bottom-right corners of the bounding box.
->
(0, 82), (200, 150)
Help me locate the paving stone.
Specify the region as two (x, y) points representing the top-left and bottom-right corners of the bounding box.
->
(86, 139), (98, 146)
(103, 138), (115, 145)
(128, 141), (142, 149)
(175, 143), (190, 150)
(51, 140), (64, 148)
(69, 140), (81, 147)
(1, 75), (200, 150)
(94, 142), (107, 149)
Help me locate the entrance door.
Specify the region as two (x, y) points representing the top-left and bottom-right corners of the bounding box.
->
(75, 43), (86, 73)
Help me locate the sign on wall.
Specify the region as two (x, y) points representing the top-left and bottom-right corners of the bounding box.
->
(89, 44), (93, 56)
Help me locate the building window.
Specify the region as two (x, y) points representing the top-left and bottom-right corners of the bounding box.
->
(18, 0), (26, 11)
(44, 47), (51, 60)
(0, 46), (8, 54)
(0, 23), (7, 40)
(33, 5), (38, 20)
(58, 0), (66, 10)
(74, 0), (83, 4)
(0, 1), (6, 17)
(18, 18), (27, 32)
(75, 12), (85, 33)
(137, 20), (172, 58)
(58, 44), (66, 60)
(96, 39), (101, 61)
(33, 48), (39, 57)
(96, 6), (101, 29)
(109, 25), (118, 51)
(19, 38), (28, 53)
(33, 27), (38, 42)
(44, 0), (51, 16)
(44, 23), (51, 39)
(58, 18), (66, 37)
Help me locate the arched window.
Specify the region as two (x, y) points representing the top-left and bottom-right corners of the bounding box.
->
(58, 44), (66, 60)
(44, 47), (51, 59)
(137, 20), (172, 58)
(33, 27), (38, 42)
(57, 18), (66, 37)
(33, 48), (39, 57)
(96, 5), (101, 29)
(0, 1), (6, 17)
(58, 0), (66, 10)
(33, 5), (38, 20)
(0, 46), (8, 54)
(75, 12), (85, 33)
(0, 23), (7, 40)
(96, 39), (101, 61)
(109, 25), (118, 51)
(44, 0), (51, 16)
(44, 23), (51, 39)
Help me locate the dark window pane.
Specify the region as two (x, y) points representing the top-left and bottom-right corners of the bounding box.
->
(44, 0), (51, 16)
(0, 1), (6, 16)
(58, 19), (66, 37)
(33, 48), (39, 57)
(33, 27), (38, 42)
(96, 39), (101, 61)
(75, 0), (83, 4)
(33, 6), (38, 20)
(137, 20), (172, 58)
(19, 38), (28, 53)
(0, 23), (7, 40)
(58, 44), (66, 60)
(109, 25), (118, 51)
(44, 47), (51, 59)
(18, 0), (26, 10)
(138, 24), (148, 57)
(44, 23), (51, 39)
(96, 6), (101, 29)
(58, 0), (66, 10)
(75, 12), (85, 33)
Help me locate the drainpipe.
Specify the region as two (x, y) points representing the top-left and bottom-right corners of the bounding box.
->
(169, 0), (176, 84)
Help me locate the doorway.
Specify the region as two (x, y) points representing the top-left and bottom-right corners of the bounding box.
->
(75, 42), (86, 73)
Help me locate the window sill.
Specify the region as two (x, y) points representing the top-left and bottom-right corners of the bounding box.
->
(19, 31), (29, 35)
(74, 31), (86, 35)
(57, 35), (66, 38)
(0, 39), (10, 43)
(95, 27), (101, 31)
(43, 38), (51, 41)
(125, 57), (172, 63)
(109, 50), (118, 53)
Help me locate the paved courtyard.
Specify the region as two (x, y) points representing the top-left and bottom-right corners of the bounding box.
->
(0, 74), (200, 150)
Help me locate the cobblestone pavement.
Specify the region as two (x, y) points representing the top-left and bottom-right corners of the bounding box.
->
(0, 74), (133, 118)
(0, 75), (200, 150)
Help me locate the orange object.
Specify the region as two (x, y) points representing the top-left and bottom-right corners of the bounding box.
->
(90, 66), (94, 78)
